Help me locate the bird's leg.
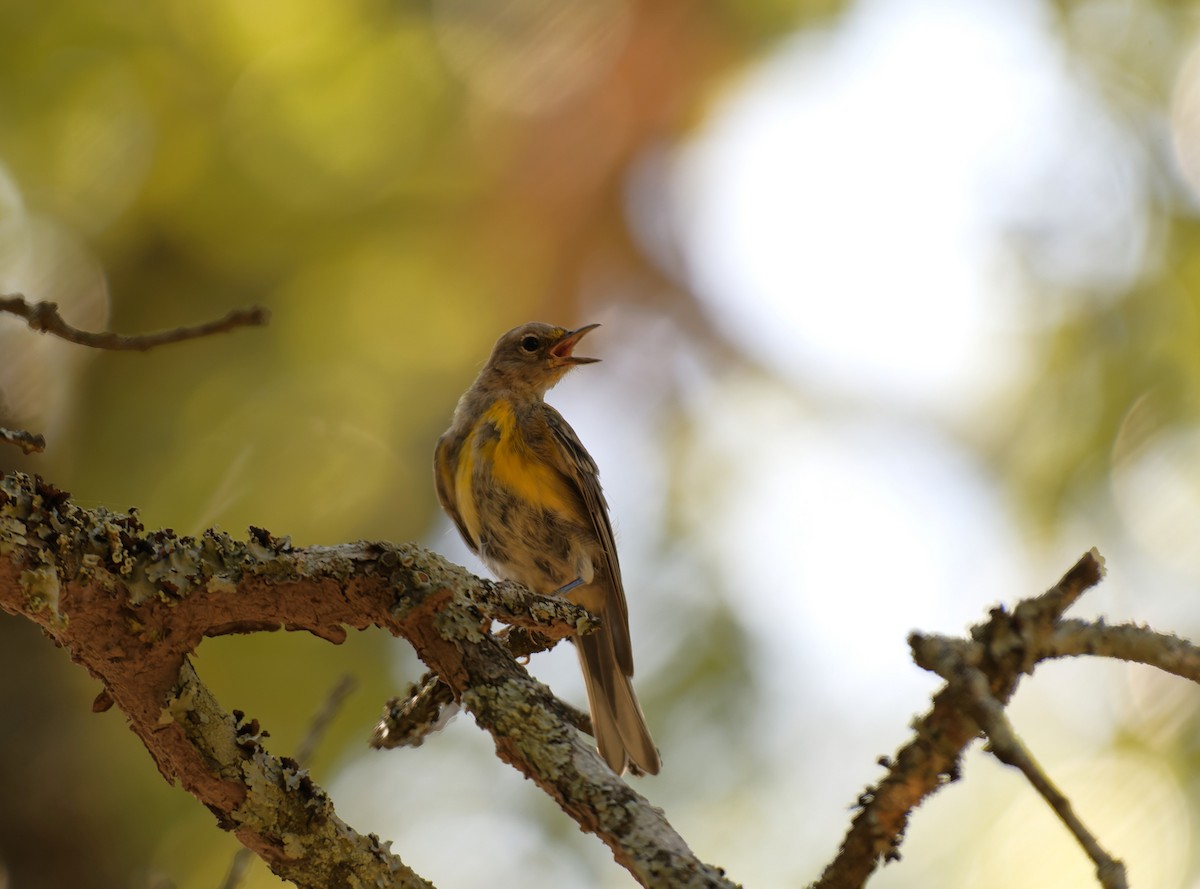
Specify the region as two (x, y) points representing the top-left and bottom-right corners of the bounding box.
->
(554, 576), (585, 595)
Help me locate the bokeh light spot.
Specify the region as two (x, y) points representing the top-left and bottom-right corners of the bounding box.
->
(1112, 421), (1200, 579)
(224, 31), (449, 208)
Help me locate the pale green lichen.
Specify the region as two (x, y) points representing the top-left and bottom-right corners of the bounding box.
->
(159, 682), (199, 725)
(433, 604), (487, 643)
(0, 514), (27, 555)
(236, 754), (333, 864)
(147, 548), (191, 584)
(19, 565), (64, 627)
(281, 832), (307, 859)
(206, 575), (237, 595)
(102, 524), (261, 606)
(104, 525), (134, 576)
(461, 678), (572, 781)
(240, 758), (278, 819)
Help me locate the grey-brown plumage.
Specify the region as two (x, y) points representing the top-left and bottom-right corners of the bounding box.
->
(434, 322), (660, 775)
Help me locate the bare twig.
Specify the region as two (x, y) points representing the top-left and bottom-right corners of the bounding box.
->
(219, 675), (358, 889)
(0, 426), (45, 454)
(1044, 620), (1200, 683)
(970, 678), (1128, 889)
(0, 294), (268, 351)
(913, 634), (1128, 889)
(295, 675), (358, 763)
(1013, 546), (1107, 623)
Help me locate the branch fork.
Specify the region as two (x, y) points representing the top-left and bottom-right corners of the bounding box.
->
(0, 471), (732, 889)
(812, 549), (1137, 889)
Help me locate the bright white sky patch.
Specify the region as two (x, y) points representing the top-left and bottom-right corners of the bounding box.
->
(683, 379), (1023, 714)
(673, 0), (1141, 414)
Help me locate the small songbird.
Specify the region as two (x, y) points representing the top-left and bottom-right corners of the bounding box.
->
(434, 322), (660, 776)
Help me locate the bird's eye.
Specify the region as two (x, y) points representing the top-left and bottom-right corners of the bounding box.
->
(520, 335), (540, 353)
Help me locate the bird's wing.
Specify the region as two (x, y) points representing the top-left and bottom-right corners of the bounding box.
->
(434, 432), (479, 554)
(541, 405), (634, 676)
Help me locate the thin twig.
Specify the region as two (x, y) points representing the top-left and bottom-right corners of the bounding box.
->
(1044, 620), (1200, 683)
(0, 426), (45, 454)
(911, 627), (1129, 888)
(0, 294), (268, 351)
(218, 675), (358, 889)
(371, 627), (594, 750)
(371, 671), (454, 749)
(958, 660), (1128, 889)
(295, 675), (358, 763)
(1015, 545), (1107, 622)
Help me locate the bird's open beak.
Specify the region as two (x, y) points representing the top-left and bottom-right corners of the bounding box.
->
(549, 323), (601, 366)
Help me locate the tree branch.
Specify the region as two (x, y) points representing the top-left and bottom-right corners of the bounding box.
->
(0, 294), (268, 351)
(220, 675), (358, 889)
(810, 549), (1108, 889)
(911, 633), (1127, 889)
(1043, 619), (1200, 682)
(0, 425), (45, 454)
(370, 626), (593, 751)
(0, 472), (734, 889)
(7, 467), (1186, 888)
(0, 294), (269, 455)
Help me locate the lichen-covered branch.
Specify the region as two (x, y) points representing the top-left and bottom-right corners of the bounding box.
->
(220, 675), (358, 889)
(170, 661), (428, 889)
(12, 467), (1185, 889)
(371, 626), (593, 751)
(0, 472), (734, 889)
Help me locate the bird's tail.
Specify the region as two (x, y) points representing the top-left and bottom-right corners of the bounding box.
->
(575, 626), (661, 776)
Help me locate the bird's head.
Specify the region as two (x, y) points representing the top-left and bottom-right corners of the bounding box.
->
(481, 322), (601, 396)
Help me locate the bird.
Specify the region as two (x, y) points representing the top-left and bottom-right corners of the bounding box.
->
(434, 321), (660, 776)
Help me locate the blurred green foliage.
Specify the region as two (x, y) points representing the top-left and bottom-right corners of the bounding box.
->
(0, 2), (807, 886)
(3, 0), (1200, 886)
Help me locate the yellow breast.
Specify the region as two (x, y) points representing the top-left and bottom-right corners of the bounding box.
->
(454, 400), (575, 544)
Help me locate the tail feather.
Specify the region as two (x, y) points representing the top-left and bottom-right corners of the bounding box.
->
(576, 628), (661, 776)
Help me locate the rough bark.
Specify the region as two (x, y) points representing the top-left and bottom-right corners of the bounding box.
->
(0, 471), (734, 889)
(7, 466), (1195, 889)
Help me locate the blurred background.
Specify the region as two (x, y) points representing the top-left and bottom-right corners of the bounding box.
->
(2, 0), (1200, 886)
